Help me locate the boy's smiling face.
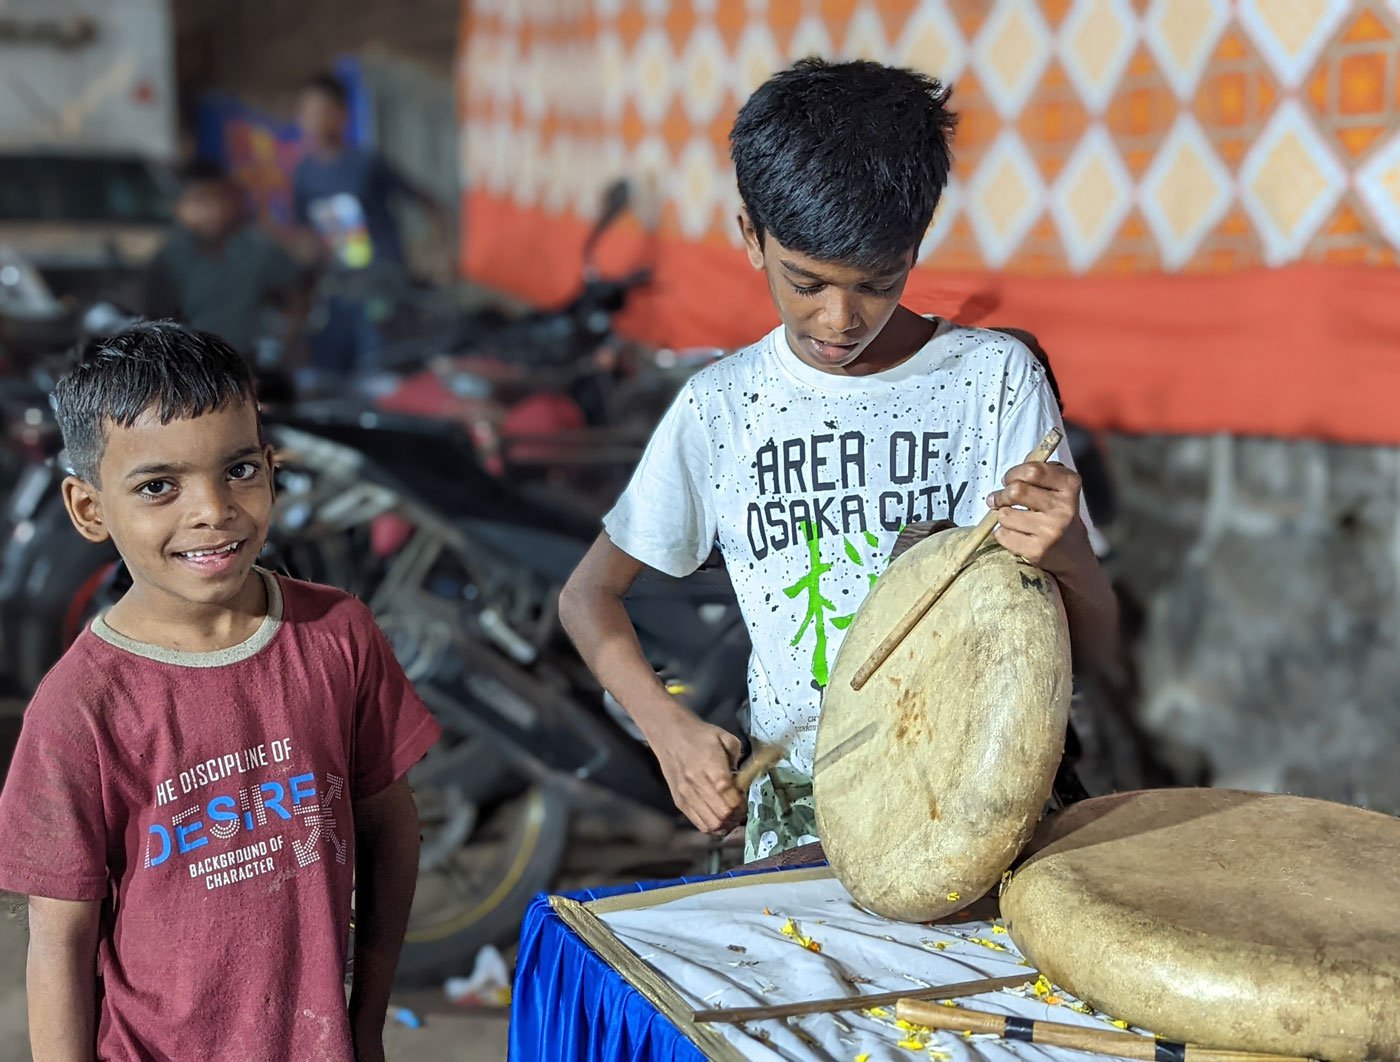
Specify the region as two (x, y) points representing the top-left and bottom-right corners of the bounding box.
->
(741, 212), (913, 374)
(63, 400), (275, 617)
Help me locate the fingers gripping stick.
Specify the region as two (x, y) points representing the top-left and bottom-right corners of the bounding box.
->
(849, 427), (1063, 691)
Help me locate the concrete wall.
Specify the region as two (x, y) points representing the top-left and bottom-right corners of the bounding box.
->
(1106, 435), (1400, 814)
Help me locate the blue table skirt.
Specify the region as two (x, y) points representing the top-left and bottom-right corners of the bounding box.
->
(510, 865), (780, 1061)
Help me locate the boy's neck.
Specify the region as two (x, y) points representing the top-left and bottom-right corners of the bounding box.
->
(103, 569), (270, 654)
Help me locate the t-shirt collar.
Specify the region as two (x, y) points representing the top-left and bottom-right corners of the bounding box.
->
(89, 568), (283, 668)
(767, 317), (955, 391)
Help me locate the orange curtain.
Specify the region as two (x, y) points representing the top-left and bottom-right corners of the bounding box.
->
(457, 1), (1400, 444)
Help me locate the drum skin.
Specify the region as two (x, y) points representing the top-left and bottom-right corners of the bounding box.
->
(814, 527), (1072, 922)
(1002, 788), (1400, 1061)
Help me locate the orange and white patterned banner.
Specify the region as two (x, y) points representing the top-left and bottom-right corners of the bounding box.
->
(457, 1), (1400, 443)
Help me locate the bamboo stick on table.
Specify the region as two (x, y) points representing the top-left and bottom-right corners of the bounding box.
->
(895, 1000), (1315, 1062)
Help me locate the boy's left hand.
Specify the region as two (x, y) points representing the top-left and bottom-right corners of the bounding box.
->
(985, 461), (1092, 577)
(353, 1031), (386, 1062)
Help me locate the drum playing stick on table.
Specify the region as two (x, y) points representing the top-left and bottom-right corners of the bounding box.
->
(850, 426), (1064, 691)
(894, 1001), (1315, 1062)
(693, 973), (1031, 1024)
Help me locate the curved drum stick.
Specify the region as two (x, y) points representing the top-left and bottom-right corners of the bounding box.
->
(850, 427), (1064, 691)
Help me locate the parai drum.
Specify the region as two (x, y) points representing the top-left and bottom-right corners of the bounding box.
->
(814, 526), (1072, 922)
(1002, 788), (1400, 1060)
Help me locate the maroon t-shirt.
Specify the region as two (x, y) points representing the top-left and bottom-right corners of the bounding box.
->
(0, 570), (441, 1061)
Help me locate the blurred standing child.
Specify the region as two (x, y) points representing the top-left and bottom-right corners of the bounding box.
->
(145, 159), (309, 365)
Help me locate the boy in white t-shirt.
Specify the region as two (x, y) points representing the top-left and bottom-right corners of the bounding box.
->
(559, 59), (1118, 862)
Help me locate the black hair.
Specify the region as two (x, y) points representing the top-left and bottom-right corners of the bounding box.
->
(729, 58), (957, 271)
(178, 157), (229, 189)
(52, 321), (257, 485)
(302, 72), (349, 108)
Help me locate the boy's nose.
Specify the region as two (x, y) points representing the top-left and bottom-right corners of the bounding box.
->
(187, 482), (238, 526)
(819, 291), (863, 336)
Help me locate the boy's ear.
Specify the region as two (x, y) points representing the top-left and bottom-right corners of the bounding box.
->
(737, 210), (765, 271)
(263, 443), (278, 500)
(62, 476), (112, 545)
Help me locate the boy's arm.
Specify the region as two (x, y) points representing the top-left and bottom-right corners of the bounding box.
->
(348, 778), (420, 1062)
(27, 896), (100, 1062)
(559, 534), (744, 835)
(988, 461), (1120, 673)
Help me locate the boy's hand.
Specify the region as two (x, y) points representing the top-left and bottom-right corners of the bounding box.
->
(643, 708), (745, 835)
(986, 461), (1092, 577)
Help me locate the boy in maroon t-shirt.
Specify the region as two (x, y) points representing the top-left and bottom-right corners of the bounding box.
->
(0, 322), (441, 1061)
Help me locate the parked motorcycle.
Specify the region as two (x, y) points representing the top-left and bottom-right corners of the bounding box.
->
(0, 354), (752, 982)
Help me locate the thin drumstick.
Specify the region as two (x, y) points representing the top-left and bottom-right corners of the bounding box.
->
(850, 426), (1063, 691)
(692, 973), (1031, 1024)
(894, 1000), (1314, 1062)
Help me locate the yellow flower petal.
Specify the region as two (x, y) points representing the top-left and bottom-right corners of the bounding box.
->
(863, 1006), (891, 1019)
(946, 891), (961, 902)
(991, 925), (1007, 935)
(968, 937), (1008, 951)
(855, 1055), (870, 1062)
(898, 1038), (925, 1050)
(1111, 1019), (1129, 1029)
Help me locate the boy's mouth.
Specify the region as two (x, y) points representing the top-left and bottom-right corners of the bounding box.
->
(805, 336), (863, 364)
(173, 540), (246, 571)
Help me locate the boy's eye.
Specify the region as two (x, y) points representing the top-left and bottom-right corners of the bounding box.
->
(792, 282), (825, 297)
(864, 283), (897, 297)
(228, 461), (261, 481)
(137, 480), (174, 498)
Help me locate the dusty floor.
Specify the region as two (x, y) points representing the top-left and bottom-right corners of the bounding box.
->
(0, 701), (511, 1061)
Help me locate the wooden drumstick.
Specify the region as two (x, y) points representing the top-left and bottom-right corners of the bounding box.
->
(894, 1001), (1315, 1062)
(850, 426), (1064, 691)
(692, 973), (1030, 1024)
(735, 740), (787, 791)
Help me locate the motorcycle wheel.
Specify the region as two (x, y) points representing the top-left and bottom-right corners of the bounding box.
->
(396, 781), (570, 984)
(13, 519), (120, 694)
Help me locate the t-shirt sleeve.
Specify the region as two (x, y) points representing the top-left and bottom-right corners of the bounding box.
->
(994, 342), (1097, 532)
(602, 382), (717, 577)
(0, 682), (109, 900)
(350, 608), (442, 801)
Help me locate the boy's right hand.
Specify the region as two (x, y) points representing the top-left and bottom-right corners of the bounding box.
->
(643, 707), (745, 835)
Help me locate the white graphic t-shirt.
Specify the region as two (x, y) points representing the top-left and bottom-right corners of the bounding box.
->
(605, 321), (1077, 859)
